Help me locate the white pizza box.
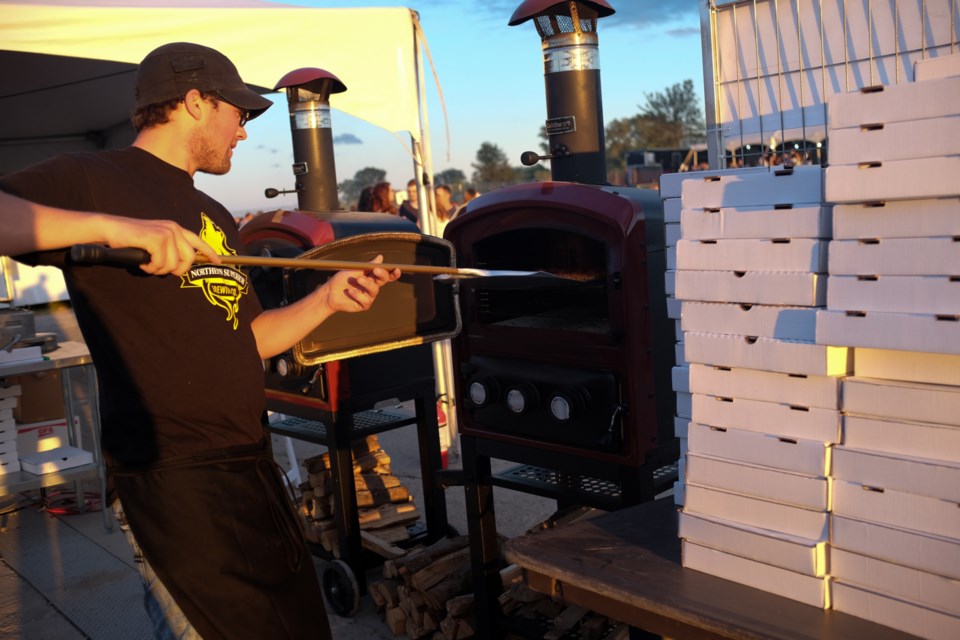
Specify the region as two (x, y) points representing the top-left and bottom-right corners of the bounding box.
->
(686, 453), (828, 511)
(666, 222), (681, 246)
(674, 416), (690, 439)
(833, 446), (960, 504)
(688, 422), (831, 476)
(855, 348), (960, 386)
(671, 365), (690, 393)
(664, 269), (676, 296)
(679, 166), (823, 210)
(827, 76), (960, 129)
(0, 453), (20, 475)
(666, 245), (676, 270)
(684, 332), (853, 377)
(666, 295), (681, 320)
(689, 364), (841, 409)
(832, 548), (960, 617)
(842, 414), (960, 464)
(843, 377), (960, 428)
(680, 204), (831, 241)
(832, 198), (960, 240)
(831, 515), (960, 580)
(659, 165), (773, 199)
(827, 275), (960, 315)
(0, 419), (16, 451)
(684, 483), (829, 541)
(663, 197), (681, 223)
(0, 346), (43, 366)
(681, 302), (818, 341)
(832, 581), (960, 639)
(0, 384), (22, 400)
(0, 397), (17, 411)
(676, 270), (827, 307)
(692, 393), (841, 443)
(832, 478), (960, 540)
(825, 156), (960, 203)
(682, 541), (828, 609)
(19, 446), (93, 475)
(680, 511), (826, 577)
(16, 417), (75, 456)
(828, 115), (960, 165)
(916, 53), (960, 81)
(676, 391), (692, 420)
(816, 309), (960, 356)
(673, 480), (685, 506)
(829, 237), (960, 276)
(676, 238), (828, 273)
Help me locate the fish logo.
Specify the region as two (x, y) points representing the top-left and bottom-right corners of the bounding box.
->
(180, 213), (249, 329)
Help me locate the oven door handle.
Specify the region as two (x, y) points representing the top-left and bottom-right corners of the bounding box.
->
(600, 403), (626, 447)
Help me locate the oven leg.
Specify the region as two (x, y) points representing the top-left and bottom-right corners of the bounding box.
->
(329, 407), (365, 594)
(461, 434), (504, 639)
(414, 382), (448, 542)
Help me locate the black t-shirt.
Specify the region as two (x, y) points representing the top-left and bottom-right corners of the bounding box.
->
(0, 148), (266, 467)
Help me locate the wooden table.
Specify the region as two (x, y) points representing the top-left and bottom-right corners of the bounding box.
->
(504, 497), (917, 640)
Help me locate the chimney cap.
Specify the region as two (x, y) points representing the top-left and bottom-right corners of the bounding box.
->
(508, 0), (615, 26)
(274, 68), (347, 94)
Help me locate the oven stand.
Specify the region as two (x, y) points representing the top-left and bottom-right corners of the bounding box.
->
(264, 377), (450, 616)
(459, 434), (678, 639)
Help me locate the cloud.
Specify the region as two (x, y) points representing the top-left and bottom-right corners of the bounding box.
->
(666, 26), (701, 37)
(460, 0), (699, 30)
(333, 133), (363, 145)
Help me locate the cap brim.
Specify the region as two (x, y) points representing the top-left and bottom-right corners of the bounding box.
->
(219, 85), (274, 121)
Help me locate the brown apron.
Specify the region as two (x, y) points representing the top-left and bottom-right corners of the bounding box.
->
(112, 441), (331, 640)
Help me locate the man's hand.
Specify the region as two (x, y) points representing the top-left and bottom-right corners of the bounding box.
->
(324, 254), (402, 313)
(98, 214), (220, 276)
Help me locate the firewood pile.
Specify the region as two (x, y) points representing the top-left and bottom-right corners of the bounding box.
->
(296, 435), (419, 558)
(366, 506), (627, 640)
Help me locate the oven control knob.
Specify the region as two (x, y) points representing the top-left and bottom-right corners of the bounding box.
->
(549, 390), (589, 422)
(276, 356), (302, 377)
(506, 384), (538, 415)
(468, 378), (499, 407)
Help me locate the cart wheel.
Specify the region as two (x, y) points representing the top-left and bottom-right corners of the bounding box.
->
(321, 559), (360, 617)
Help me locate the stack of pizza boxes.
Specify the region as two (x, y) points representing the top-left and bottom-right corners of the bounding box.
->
(663, 164), (844, 609)
(0, 381), (21, 474)
(815, 69), (960, 638)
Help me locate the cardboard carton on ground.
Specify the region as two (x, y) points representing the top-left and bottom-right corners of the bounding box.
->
(825, 156), (960, 203)
(676, 238), (828, 273)
(828, 237), (960, 276)
(666, 222), (681, 246)
(676, 271), (826, 307)
(832, 478), (960, 540)
(680, 204), (831, 240)
(673, 480), (685, 506)
(659, 166), (773, 200)
(827, 76), (960, 129)
(666, 296), (681, 320)
(692, 393), (841, 443)
(833, 446), (960, 503)
(688, 421), (831, 476)
(11, 370), (64, 424)
(832, 581), (960, 639)
(915, 53), (960, 81)
(854, 348), (960, 386)
(679, 166), (823, 209)
(831, 515), (960, 580)
(832, 198), (960, 240)
(19, 446), (93, 475)
(671, 365), (690, 393)
(684, 483), (829, 541)
(842, 414), (960, 464)
(689, 363), (841, 409)
(684, 332), (852, 377)
(679, 511), (826, 577)
(675, 340), (686, 366)
(843, 376), (960, 428)
(816, 309), (960, 356)
(686, 453), (828, 510)
(827, 275), (960, 314)
(674, 416), (690, 438)
(681, 302), (818, 341)
(664, 269), (676, 296)
(828, 115), (960, 165)
(676, 392), (692, 419)
(16, 417), (74, 455)
(682, 541), (828, 608)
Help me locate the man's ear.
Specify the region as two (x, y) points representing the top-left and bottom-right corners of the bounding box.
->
(181, 89), (206, 121)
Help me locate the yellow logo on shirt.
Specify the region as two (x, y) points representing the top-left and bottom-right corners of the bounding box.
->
(180, 214), (249, 330)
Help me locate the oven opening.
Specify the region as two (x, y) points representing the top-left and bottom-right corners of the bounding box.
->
(473, 229), (609, 334)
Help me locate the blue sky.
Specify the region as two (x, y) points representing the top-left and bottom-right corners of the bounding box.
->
(195, 0), (704, 213)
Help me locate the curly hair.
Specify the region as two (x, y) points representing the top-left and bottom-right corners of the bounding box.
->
(369, 182), (398, 215)
(131, 91), (219, 132)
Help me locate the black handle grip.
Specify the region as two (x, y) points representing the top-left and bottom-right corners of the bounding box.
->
(70, 245), (151, 266)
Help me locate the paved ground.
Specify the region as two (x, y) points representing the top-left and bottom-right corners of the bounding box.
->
(0, 304), (559, 639)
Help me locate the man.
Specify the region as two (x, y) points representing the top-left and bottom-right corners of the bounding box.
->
(398, 178), (419, 226)
(0, 42), (399, 639)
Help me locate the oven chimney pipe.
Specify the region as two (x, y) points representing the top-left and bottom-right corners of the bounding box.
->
(510, 0), (615, 185)
(274, 68), (347, 211)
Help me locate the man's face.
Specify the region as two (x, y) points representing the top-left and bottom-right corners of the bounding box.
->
(407, 183), (418, 205)
(436, 189), (451, 208)
(192, 97), (248, 175)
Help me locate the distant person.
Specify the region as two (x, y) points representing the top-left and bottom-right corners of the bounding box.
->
(356, 185), (374, 211)
(433, 184), (457, 236)
(398, 178), (419, 226)
(452, 186), (480, 219)
(369, 181), (398, 215)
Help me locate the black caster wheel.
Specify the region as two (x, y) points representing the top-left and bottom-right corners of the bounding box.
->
(321, 559), (360, 617)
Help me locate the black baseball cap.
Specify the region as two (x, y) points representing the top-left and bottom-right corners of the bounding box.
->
(134, 42), (273, 120)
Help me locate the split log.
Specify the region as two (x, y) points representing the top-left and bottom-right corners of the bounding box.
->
(387, 536), (469, 578)
(355, 485), (411, 508)
(359, 503), (420, 530)
(361, 530), (406, 559)
(385, 606), (407, 636)
(410, 546), (471, 592)
(543, 605), (589, 640)
(580, 614), (610, 640)
(421, 565), (472, 611)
